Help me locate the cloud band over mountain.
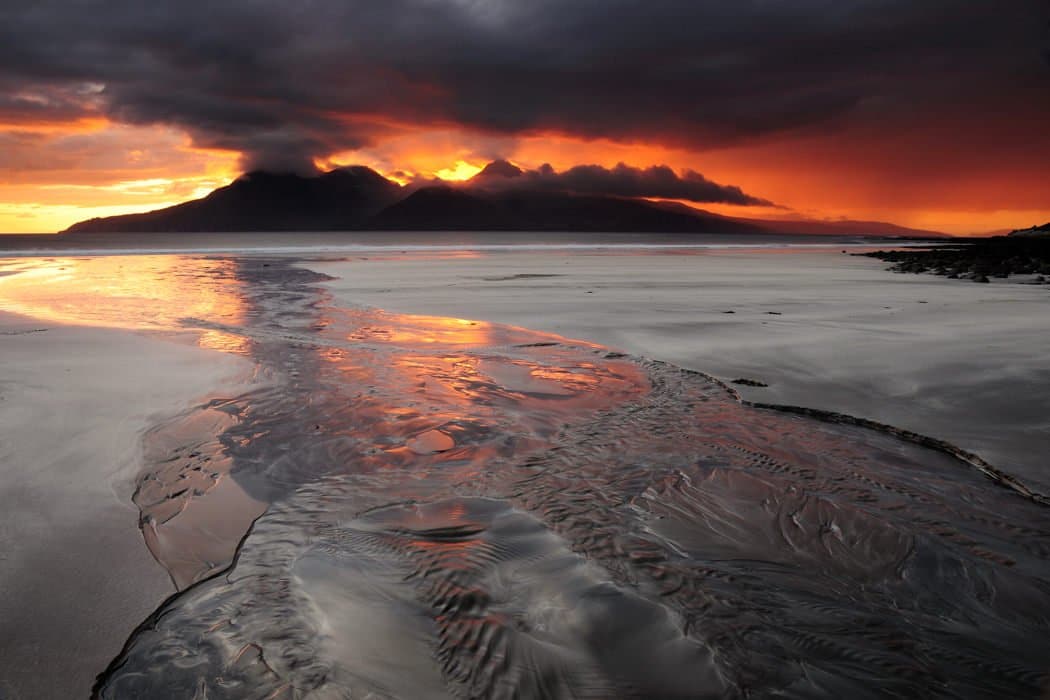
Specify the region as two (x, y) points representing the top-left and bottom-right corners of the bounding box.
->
(470, 161), (773, 206)
(1, 0), (1046, 173)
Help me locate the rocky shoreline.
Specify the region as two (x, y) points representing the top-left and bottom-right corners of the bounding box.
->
(860, 236), (1050, 283)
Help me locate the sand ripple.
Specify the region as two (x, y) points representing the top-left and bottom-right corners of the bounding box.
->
(85, 258), (1050, 698)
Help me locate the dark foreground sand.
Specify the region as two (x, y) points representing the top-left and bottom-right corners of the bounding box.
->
(310, 249), (1050, 492)
(0, 312), (245, 699)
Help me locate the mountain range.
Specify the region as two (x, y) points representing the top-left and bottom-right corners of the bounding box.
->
(63, 162), (948, 237)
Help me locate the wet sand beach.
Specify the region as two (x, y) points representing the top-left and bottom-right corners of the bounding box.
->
(0, 312), (246, 699)
(312, 248), (1050, 493)
(0, 246), (1048, 698)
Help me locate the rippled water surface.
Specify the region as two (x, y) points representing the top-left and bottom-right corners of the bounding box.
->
(2, 255), (1048, 699)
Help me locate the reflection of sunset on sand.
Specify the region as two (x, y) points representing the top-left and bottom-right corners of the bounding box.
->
(349, 314), (496, 347)
(1, 254), (645, 592)
(342, 307), (596, 350)
(0, 255), (250, 354)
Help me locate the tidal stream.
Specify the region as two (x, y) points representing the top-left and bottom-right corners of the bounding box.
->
(4, 255), (1048, 698)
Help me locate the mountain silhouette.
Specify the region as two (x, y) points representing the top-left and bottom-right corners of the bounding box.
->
(470, 159), (524, 181)
(63, 163), (946, 237)
(65, 167), (402, 233)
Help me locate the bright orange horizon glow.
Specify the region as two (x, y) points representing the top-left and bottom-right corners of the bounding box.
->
(3, 118), (1048, 236)
(434, 160), (483, 182)
(0, 118), (241, 234)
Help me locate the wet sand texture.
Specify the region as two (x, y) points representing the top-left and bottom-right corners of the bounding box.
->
(87, 259), (1050, 699)
(2, 252), (1048, 698)
(311, 250), (1050, 492)
(0, 313), (245, 699)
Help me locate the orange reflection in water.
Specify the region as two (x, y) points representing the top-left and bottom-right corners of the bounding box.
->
(318, 307), (649, 484)
(0, 255), (249, 354)
(343, 307), (594, 350)
(349, 314), (496, 347)
(401, 500), (488, 570)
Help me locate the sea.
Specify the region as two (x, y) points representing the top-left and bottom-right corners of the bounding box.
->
(0, 230), (941, 257)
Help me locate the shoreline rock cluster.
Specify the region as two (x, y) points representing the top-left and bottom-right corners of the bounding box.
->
(860, 237), (1050, 283)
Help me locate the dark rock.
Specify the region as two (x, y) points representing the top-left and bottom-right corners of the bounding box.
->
(731, 378), (769, 387)
(861, 237), (1050, 284)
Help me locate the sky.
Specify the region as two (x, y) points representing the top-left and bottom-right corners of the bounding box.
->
(1, 0), (1048, 234)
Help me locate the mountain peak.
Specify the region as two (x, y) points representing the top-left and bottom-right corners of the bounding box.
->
(324, 165), (387, 180)
(64, 164), (403, 233)
(473, 159), (524, 180)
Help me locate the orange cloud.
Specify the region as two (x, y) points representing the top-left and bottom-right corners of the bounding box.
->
(0, 119), (239, 233)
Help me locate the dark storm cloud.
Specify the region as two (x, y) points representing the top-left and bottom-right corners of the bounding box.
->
(0, 80), (104, 124)
(1, 0), (1046, 172)
(471, 162), (772, 206)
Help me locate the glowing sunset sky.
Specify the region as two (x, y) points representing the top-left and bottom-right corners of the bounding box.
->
(1, 1), (1047, 235)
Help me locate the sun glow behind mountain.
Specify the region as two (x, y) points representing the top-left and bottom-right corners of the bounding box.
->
(5, 116), (1049, 235)
(3, 1), (1048, 235)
